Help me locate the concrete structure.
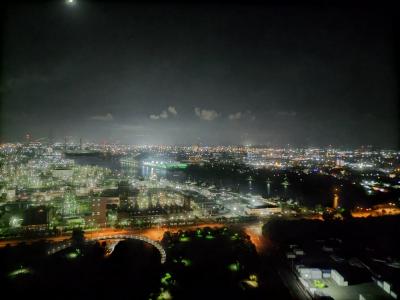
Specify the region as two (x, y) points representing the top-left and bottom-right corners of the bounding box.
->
(375, 278), (398, 299)
(297, 267), (323, 280)
(294, 248), (305, 256)
(47, 234), (166, 264)
(6, 189), (16, 201)
(332, 269), (349, 286)
(85, 197), (120, 227)
(51, 168), (73, 180)
(245, 203), (282, 216)
(287, 252), (296, 259)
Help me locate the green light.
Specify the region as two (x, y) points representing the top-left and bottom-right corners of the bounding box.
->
(66, 251), (79, 259)
(228, 262), (240, 272)
(144, 162), (187, 169)
(9, 216), (23, 228)
(242, 274), (259, 288)
(249, 274), (257, 281)
(196, 229), (203, 238)
(205, 231), (214, 239)
(181, 258), (192, 267)
(157, 289), (172, 300)
(8, 267), (32, 278)
(313, 280), (325, 289)
(161, 272), (172, 286)
(179, 236), (191, 242)
(164, 163), (187, 169)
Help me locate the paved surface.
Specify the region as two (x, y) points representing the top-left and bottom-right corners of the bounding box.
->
(0, 223), (225, 248)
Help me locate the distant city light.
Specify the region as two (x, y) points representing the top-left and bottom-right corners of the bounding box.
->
(9, 216), (23, 228)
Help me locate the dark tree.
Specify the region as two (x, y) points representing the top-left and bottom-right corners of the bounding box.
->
(71, 228), (85, 248)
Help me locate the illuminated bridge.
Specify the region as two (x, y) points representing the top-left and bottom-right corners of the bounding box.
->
(47, 234), (166, 264)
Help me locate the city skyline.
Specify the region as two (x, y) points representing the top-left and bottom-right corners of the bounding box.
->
(1, 2), (399, 299)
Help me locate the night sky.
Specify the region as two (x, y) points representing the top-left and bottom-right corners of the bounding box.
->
(1, 1), (399, 147)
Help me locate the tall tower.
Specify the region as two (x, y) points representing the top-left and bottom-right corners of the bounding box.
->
(25, 133), (31, 144)
(183, 195), (191, 211)
(147, 191), (153, 209)
(333, 188), (339, 209)
(63, 192), (78, 216)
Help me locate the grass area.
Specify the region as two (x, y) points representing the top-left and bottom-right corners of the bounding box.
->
(159, 227), (261, 299)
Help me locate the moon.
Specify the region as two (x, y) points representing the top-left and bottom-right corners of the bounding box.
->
(66, 0), (76, 5)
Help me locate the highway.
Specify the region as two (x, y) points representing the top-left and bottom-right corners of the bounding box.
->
(0, 220), (312, 299)
(0, 223), (224, 248)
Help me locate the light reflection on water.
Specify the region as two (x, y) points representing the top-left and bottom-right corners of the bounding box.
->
(73, 156), (291, 198)
(70, 155), (387, 209)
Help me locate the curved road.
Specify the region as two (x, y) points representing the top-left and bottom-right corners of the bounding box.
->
(0, 223), (224, 248)
(47, 233), (167, 264)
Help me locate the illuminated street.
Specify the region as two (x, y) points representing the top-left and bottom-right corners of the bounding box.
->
(1, 1), (399, 299)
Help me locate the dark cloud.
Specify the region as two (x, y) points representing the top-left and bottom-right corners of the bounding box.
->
(194, 108), (220, 121)
(1, 2), (398, 147)
(89, 113), (114, 121)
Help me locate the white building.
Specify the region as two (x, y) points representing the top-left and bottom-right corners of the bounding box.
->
(331, 269), (348, 286)
(245, 203), (282, 216)
(297, 267), (322, 280)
